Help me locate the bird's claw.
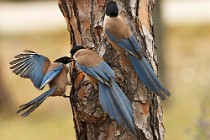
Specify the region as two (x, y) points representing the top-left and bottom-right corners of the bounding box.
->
(63, 95), (70, 98)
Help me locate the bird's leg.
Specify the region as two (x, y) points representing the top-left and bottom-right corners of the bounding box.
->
(63, 95), (70, 98)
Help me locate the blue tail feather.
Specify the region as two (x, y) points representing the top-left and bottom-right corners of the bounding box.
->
(99, 82), (123, 124)
(142, 58), (171, 97)
(128, 54), (168, 99)
(98, 81), (136, 134)
(111, 81), (136, 134)
(17, 86), (57, 117)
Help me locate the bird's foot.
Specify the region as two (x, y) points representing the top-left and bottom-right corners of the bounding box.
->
(63, 95), (70, 98)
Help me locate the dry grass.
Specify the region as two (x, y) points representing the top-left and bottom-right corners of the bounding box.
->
(163, 24), (210, 140)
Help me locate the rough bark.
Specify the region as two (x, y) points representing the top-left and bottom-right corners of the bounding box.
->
(58, 0), (165, 139)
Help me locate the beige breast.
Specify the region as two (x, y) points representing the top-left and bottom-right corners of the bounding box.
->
(104, 15), (132, 41)
(48, 63), (69, 96)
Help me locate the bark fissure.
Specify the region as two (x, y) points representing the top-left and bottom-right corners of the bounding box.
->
(72, 1), (82, 35)
(70, 25), (76, 47)
(149, 95), (159, 140)
(121, 0), (132, 19)
(90, 0), (97, 45)
(135, 0), (141, 35)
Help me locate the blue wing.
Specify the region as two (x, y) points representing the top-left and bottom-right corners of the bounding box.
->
(105, 28), (142, 57)
(76, 61), (135, 133)
(17, 86), (57, 117)
(10, 50), (50, 89)
(39, 64), (64, 89)
(105, 28), (171, 99)
(76, 61), (115, 84)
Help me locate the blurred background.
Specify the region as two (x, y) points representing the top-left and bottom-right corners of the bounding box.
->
(0, 0), (210, 140)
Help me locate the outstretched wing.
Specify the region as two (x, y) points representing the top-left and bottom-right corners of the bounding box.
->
(10, 50), (51, 89)
(76, 61), (115, 84)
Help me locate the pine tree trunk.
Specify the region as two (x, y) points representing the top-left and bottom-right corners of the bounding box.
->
(58, 0), (165, 139)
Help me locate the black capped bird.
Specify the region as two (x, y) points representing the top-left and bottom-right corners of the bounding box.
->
(70, 45), (136, 134)
(103, 1), (170, 100)
(10, 50), (72, 117)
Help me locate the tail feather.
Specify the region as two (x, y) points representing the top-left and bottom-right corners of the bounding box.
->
(111, 81), (136, 134)
(98, 81), (136, 134)
(128, 54), (169, 99)
(99, 82), (123, 124)
(17, 86), (57, 117)
(142, 58), (171, 97)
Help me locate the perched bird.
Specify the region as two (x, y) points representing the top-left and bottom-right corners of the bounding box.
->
(103, 1), (170, 100)
(10, 50), (72, 117)
(70, 45), (136, 134)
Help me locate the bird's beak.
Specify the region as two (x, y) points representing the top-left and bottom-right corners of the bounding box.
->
(70, 58), (74, 62)
(66, 57), (74, 70)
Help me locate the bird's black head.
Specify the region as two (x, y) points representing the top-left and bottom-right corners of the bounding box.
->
(54, 56), (72, 64)
(106, 1), (118, 17)
(70, 45), (85, 56)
